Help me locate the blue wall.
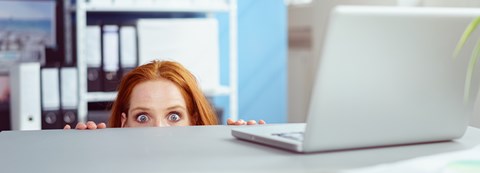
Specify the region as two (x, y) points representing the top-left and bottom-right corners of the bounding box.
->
(214, 0), (287, 124)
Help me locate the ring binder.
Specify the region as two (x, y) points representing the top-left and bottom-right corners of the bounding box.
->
(41, 67), (62, 129)
(60, 67), (79, 127)
(10, 63), (42, 130)
(102, 25), (121, 91)
(86, 26), (103, 92)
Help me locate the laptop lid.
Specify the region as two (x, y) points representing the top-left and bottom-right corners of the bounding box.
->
(232, 6), (480, 153)
(302, 6), (480, 152)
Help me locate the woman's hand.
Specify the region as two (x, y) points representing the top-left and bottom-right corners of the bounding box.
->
(63, 121), (107, 130)
(226, 118), (266, 125)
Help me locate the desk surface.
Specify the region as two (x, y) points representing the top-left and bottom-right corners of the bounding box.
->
(1, 124), (480, 173)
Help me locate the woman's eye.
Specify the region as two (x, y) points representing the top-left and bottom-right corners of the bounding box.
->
(167, 113), (181, 122)
(136, 114), (149, 123)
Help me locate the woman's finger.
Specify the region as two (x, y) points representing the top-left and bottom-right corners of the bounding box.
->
(86, 121), (97, 129)
(247, 120), (257, 125)
(226, 118), (236, 125)
(64, 124), (71, 129)
(227, 118), (265, 125)
(75, 122), (87, 130)
(97, 122), (107, 129)
(235, 119), (246, 125)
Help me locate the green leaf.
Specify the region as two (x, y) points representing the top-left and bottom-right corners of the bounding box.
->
(464, 38), (480, 102)
(454, 17), (480, 59)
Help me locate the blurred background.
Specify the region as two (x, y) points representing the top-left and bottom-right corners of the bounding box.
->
(1, 0), (480, 131)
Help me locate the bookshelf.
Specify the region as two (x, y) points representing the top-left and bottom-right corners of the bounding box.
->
(74, 0), (238, 123)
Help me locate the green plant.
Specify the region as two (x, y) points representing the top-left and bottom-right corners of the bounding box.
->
(454, 17), (480, 101)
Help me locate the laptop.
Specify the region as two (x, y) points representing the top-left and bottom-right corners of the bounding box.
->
(232, 6), (480, 153)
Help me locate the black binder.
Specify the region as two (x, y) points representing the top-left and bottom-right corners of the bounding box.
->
(60, 67), (78, 127)
(86, 26), (103, 92)
(41, 67), (62, 129)
(102, 25), (121, 91)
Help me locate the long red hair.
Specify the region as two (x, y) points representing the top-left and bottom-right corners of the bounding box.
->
(108, 60), (218, 127)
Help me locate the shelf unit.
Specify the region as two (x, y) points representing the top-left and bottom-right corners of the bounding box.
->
(74, 0), (238, 123)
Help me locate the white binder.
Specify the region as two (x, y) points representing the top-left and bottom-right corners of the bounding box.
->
(60, 67), (78, 124)
(86, 26), (102, 69)
(103, 25), (120, 73)
(9, 62), (41, 130)
(86, 26), (103, 91)
(41, 67), (61, 127)
(103, 25), (121, 91)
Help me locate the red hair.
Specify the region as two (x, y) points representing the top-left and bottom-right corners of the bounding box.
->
(108, 60), (218, 127)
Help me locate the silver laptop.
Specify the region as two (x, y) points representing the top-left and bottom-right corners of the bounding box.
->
(232, 6), (480, 153)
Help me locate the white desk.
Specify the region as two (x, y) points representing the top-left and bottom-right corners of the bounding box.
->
(1, 124), (480, 173)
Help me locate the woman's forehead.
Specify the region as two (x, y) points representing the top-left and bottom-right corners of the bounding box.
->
(129, 80), (187, 108)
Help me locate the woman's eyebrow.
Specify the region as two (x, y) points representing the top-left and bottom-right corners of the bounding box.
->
(166, 105), (187, 111)
(130, 106), (150, 112)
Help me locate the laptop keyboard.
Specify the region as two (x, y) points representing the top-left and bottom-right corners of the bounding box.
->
(272, 132), (304, 141)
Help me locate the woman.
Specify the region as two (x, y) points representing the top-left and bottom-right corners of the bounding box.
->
(65, 60), (264, 129)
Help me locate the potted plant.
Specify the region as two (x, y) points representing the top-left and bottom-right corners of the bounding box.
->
(454, 17), (480, 101)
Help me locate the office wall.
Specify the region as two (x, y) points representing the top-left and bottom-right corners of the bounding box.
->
(215, 0), (287, 123)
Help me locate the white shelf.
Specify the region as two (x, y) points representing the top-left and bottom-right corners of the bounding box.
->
(75, 0), (229, 12)
(84, 5), (229, 12)
(87, 92), (117, 102)
(75, 0), (238, 123)
(83, 6), (228, 12)
(203, 85), (231, 96)
(86, 86), (230, 103)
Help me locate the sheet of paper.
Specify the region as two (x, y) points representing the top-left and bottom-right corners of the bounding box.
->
(342, 145), (480, 173)
(137, 18), (220, 91)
